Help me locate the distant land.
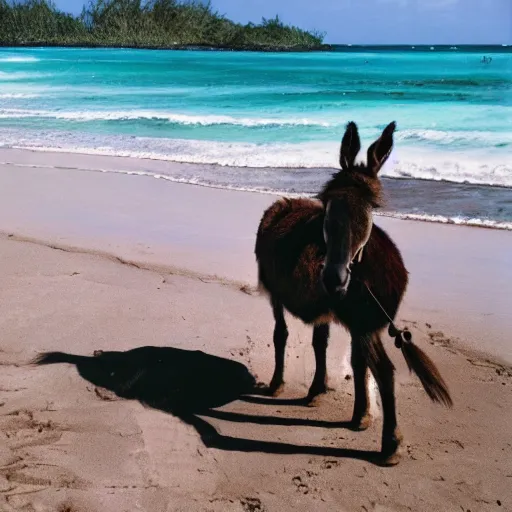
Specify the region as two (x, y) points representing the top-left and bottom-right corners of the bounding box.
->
(0, 0), (326, 51)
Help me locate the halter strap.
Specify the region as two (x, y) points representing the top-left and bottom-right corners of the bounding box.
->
(353, 244), (365, 264)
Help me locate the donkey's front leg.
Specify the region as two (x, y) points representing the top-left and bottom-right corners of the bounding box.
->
(349, 333), (372, 430)
(268, 296), (288, 396)
(306, 323), (330, 403)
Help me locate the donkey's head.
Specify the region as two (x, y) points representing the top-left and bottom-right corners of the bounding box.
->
(319, 121), (396, 300)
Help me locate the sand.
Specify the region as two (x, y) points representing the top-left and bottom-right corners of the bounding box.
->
(0, 150), (511, 511)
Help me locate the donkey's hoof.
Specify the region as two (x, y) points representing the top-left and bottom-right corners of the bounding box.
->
(267, 381), (285, 397)
(303, 393), (325, 407)
(380, 432), (404, 466)
(350, 414), (372, 431)
(251, 382), (285, 397)
(305, 382), (330, 404)
(380, 450), (402, 466)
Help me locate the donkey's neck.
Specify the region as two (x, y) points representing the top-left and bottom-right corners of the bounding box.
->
(317, 171), (383, 209)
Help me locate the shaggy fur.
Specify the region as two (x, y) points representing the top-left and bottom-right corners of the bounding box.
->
(255, 197), (406, 329)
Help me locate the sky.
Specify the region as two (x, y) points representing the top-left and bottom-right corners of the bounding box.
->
(54, 0), (511, 45)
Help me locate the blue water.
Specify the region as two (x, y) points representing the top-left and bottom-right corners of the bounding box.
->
(1, 46), (511, 228)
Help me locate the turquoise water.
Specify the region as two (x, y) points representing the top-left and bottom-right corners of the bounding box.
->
(1, 46), (511, 227)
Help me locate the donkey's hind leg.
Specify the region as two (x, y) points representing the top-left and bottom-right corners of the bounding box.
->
(349, 332), (372, 430)
(361, 332), (403, 465)
(268, 296), (289, 396)
(306, 323), (330, 403)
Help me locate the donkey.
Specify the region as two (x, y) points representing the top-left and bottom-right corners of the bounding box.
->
(255, 121), (452, 465)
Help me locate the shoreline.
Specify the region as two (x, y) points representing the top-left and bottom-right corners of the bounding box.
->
(2, 148), (511, 231)
(1, 150), (512, 363)
(1, 43), (509, 52)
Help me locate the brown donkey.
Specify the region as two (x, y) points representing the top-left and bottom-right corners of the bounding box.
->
(255, 121), (452, 465)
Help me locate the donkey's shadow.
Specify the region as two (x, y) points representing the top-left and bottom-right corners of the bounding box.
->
(33, 346), (379, 464)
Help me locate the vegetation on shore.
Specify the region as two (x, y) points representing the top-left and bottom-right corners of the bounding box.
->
(0, 0), (327, 50)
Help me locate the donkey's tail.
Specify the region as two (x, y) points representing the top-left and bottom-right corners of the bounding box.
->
(399, 338), (453, 407)
(30, 351), (87, 366)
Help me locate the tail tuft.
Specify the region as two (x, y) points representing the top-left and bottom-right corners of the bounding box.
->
(401, 342), (453, 407)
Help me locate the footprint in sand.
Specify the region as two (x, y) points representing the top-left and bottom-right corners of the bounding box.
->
(292, 475), (310, 494)
(240, 497), (266, 512)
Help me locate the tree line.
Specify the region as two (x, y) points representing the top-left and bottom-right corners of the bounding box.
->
(0, 0), (326, 49)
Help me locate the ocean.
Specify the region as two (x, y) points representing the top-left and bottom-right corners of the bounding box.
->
(1, 46), (511, 229)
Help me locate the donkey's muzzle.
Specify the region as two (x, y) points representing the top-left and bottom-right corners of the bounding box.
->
(321, 264), (350, 299)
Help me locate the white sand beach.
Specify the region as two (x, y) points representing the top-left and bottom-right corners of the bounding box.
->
(0, 150), (511, 511)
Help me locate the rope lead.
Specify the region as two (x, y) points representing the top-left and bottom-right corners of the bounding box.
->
(359, 279), (412, 349)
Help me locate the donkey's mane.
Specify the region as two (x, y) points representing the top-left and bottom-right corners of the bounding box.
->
(317, 168), (383, 209)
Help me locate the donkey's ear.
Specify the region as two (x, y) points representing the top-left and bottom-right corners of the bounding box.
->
(339, 121), (361, 170)
(367, 121), (396, 174)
